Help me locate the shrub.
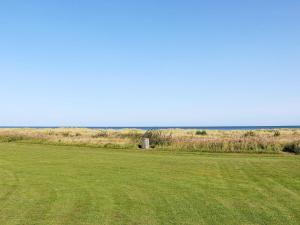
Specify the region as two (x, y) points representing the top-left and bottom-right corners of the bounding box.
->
(273, 130), (280, 137)
(142, 130), (172, 147)
(92, 130), (108, 138)
(0, 136), (24, 142)
(195, 130), (207, 135)
(283, 141), (300, 154)
(61, 132), (70, 137)
(243, 131), (256, 137)
(47, 130), (55, 135)
(75, 132), (81, 137)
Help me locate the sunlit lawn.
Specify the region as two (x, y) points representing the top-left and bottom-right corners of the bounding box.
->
(0, 143), (299, 225)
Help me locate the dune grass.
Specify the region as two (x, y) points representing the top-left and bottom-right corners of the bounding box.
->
(0, 128), (300, 154)
(0, 128), (300, 153)
(0, 142), (300, 224)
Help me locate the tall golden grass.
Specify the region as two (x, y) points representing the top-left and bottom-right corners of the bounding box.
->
(0, 128), (299, 153)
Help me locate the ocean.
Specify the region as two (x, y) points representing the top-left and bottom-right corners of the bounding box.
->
(1, 126), (300, 130)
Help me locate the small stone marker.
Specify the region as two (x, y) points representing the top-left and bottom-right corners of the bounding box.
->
(141, 138), (150, 149)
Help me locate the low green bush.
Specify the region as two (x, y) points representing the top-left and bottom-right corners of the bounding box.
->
(61, 132), (70, 137)
(243, 131), (256, 137)
(0, 136), (24, 142)
(283, 141), (300, 154)
(273, 130), (281, 137)
(142, 130), (172, 148)
(92, 131), (108, 138)
(195, 130), (207, 135)
(75, 132), (81, 137)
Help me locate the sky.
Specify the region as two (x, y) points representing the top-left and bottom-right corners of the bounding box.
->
(0, 0), (299, 126)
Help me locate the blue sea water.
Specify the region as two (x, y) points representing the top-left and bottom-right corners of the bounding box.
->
(0, 126), (300, 130)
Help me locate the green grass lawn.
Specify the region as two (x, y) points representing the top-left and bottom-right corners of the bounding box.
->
(0, 143), (299, 225)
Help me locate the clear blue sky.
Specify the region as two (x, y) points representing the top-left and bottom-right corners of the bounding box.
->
(0, 0), (299, 126)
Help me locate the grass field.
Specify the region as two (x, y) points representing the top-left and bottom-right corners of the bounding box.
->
(0, 143), (300, 225)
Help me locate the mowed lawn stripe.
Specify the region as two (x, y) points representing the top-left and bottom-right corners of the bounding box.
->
(0, 143), (299, 225)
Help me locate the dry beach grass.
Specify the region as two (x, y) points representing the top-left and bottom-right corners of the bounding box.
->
(0, 128), (299, 153)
